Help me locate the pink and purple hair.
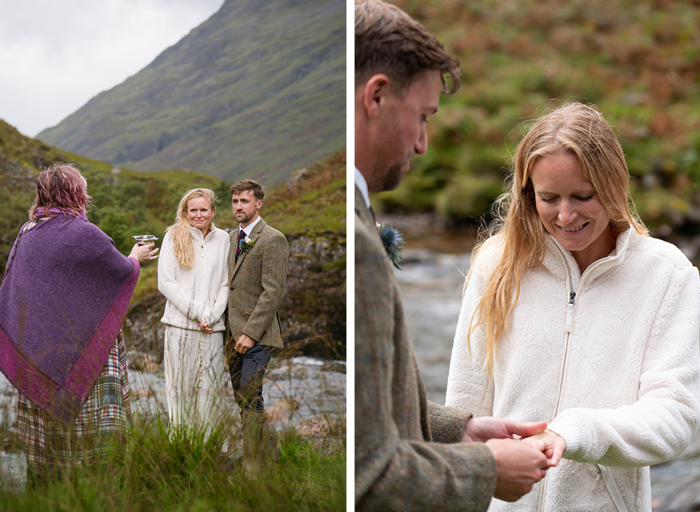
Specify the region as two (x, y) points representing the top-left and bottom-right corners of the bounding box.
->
(29, 163), (92, 220)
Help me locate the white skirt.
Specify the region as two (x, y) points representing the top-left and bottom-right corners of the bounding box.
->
(163, 325), (231, 436)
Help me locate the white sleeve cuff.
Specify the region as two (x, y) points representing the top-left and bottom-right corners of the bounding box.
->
(192, 302), (205, 322)
(549, 416), (586, 458)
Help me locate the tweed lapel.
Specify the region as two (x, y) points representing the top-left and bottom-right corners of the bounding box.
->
(232, 218), (266, 279)
(355, 187), (378, 236)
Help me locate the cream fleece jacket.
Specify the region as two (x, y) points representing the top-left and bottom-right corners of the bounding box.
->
(446, 227), (700, 511)
(158, 226), (230, 332)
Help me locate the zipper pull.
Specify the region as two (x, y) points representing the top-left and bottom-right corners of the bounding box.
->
(565, 292), (576, 333)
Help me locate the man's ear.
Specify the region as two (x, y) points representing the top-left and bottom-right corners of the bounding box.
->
(361, 74), (390, 119)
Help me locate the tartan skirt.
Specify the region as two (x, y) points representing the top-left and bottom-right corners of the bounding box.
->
(17, 331), (132, 477)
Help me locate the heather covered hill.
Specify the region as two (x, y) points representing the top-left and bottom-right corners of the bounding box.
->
(37, 0), (345, 184)
(377, 0), (700, 250)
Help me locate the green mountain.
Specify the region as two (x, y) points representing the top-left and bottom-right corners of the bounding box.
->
(37, 0), (345, 185)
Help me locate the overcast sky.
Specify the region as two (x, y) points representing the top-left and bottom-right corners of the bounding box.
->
(0, 0), (224, 137)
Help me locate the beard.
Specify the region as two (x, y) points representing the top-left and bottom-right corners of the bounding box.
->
(379, 163), (404, 192)
(235, 210), (253, 225)
(374, 153), (411, 192)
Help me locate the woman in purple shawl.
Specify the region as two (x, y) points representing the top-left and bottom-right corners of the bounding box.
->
(0, 163), (158, 484)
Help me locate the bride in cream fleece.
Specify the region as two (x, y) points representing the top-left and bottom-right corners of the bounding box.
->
(446, 102), (700, 511)
(158, 188), (231, 437)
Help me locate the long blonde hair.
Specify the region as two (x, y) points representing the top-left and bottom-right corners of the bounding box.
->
(166, 188), (216, 269)
(468, 102), (648, 377)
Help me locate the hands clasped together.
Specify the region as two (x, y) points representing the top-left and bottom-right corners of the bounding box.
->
(461, 418), (566, 502)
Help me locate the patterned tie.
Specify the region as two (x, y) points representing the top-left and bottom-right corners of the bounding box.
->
(235, 229), (246, 262)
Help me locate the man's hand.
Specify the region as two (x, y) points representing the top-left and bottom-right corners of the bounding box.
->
(462, 417), (547, 443)
(485, 438), (548, 502)
(521, 429), (566, 468)
(234, 333), (255, 354)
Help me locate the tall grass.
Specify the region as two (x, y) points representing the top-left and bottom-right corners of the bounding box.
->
(0, 415), (345, 511)
(0, 346), (346, 510)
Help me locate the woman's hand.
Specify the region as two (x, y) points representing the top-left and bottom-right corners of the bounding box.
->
(521, 429), (567, 468)
(199, 321), (213, 334)
(462, 417), (547, 443)
(129, 242), (159, 263)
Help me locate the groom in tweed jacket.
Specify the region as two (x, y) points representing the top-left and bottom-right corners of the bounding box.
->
(226, 179), (288, 472)
(355, 2), (549, 510)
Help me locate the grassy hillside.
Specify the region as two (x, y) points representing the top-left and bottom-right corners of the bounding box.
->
(0, 120), (219, 270)
(37, 0), (345, 185)
(0, 120), (346, 320)
(264, 149), (346, 236)
(376, 0), (700, 242)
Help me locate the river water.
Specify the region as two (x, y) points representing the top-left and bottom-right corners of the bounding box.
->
(396, 244), (700, 510)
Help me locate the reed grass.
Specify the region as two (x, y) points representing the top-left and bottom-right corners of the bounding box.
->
(0, 415), (345, 511)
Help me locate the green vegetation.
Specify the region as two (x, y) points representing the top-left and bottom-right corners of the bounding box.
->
(0, 121), (346, 353)
(0, 418), (345, 511)
(0, 121), (219, 286)
(264, 150), (346, 236)
(266, 150), (347, 358)
(37, 0), (345, 185)
(0, 118), (344, 280)
(375, 0), (700, 242)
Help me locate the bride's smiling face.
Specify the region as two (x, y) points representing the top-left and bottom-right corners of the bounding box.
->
(530, 151), (615, 271)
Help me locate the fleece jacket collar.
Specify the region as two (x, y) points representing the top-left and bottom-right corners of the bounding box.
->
(542, 225), (634, 291)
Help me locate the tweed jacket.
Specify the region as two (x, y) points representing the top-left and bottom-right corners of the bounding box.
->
(226, 218), (288, 349)
(355, 187), (496, 511)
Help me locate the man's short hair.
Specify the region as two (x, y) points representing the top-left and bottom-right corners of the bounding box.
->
(355, 0), (461, 95)
(230, 179), (265, 202)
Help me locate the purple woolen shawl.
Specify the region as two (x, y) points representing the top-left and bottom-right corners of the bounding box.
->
(0, 215), (139, 425)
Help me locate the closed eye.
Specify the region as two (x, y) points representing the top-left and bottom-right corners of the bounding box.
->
(538, 196), (556, 203)
(576, 195), (594, 201)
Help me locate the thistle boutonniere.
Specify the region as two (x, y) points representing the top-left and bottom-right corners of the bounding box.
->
(241, 236), (256, 254)
(378, 224), (405, 270)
